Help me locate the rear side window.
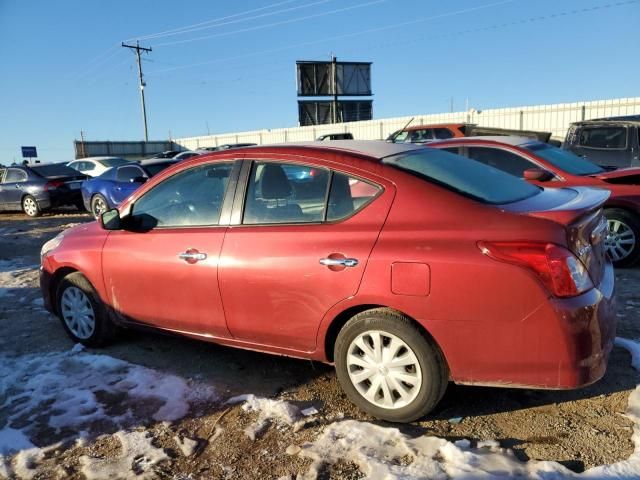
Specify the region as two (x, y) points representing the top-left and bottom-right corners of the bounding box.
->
(4, 169), (27, 182)
(578, 127), (627, 149)
(433, 128), (454, 139)
(243, 161), (381, 225)
(383, 149), (540, 205)
(467, 147), (536, 178)
(116, 165), (145, 182)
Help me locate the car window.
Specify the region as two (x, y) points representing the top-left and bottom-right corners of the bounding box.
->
(433, 128), (454, 139)
(244, 162), (330, 224)
(4, 169), (27, 183)
(578, 127), (627, 149)
(383, 148), (541, 205)
(131, 163), (233, 229)
(467, 147), (537, 178)
(32, 164), (80, 178)
(408, 129), (432, 143)
(144, 161), (177, 177)
(327, 173), (381, 221)
(389, 131), (408, 143)
(98, 158), (130, 168)
(441, 147), (461, 155)
(523, 142), (604, 175)
(68, 161), (80, 171)
(116, 165), (145, 182)
(84, 162), (95, 171)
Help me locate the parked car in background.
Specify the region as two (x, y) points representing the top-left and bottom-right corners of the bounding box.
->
(41, 141), (615, 423)
(151, 150), (182, 159)
(387, 123), (553, 145)
(67, 157), (131, 177)
(564, 116), (640, 170)
(201, 143), (257, 152)
(173, 151), (204, 161)
(0, 163), (87, 216)
(431, 136), (640, 266)
(81, 159), (177, 218)
(316, 133), (354, 141)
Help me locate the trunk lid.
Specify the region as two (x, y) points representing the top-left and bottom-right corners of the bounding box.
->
(503, 186), (610, 284)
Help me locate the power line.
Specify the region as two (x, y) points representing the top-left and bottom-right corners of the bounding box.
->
(128, 0), (301, 41)
(132, 0), (334, 42)
(155, 0), (387, 47)
(122, 42), (152, 141)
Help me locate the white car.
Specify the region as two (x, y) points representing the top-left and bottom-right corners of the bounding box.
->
(67, 157), (131, 177)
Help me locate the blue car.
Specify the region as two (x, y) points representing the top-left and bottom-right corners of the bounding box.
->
(82, 159), (177, 218)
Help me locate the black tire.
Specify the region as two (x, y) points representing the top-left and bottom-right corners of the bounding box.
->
(56, 272), (116, 347)
(604, 208), (640, 268)
(22, 195), (41, 217)
(90, 194), (108, 219)
(334, 308), (448, 423)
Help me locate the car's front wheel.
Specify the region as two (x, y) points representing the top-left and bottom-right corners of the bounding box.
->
(334, 308), (448, 423)
(90, 194), (108, 219)
(22, 195), (41, 217)
(56, 272), (116, 347)
(605, 208), (640, 267)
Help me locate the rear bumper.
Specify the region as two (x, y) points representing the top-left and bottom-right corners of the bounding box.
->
(37, 190), (82, 210)
(453, 260), (616, 390)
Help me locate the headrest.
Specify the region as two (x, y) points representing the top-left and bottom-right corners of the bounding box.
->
(261, 164), (292, 199)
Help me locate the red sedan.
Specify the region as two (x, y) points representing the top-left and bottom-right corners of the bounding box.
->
(40, 141), (616, 422)
(431, 136), (640, 267)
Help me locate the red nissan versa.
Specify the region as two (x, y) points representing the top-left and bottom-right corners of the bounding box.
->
(430, 136), (640, 267)
(40, 141), (616, 423)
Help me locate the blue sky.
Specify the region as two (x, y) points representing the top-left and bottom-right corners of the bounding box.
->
(0, 0), (638, 162)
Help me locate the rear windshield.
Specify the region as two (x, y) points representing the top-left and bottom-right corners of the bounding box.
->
(31, 164), (80, 178)
(98, 158), (130, 168)
(383, 148), (541, 205)
(145, 161), (177, 177)
(523, 142), (604, 175)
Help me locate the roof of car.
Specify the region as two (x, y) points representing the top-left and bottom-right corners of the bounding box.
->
(430, 136), (536, 146)
(263, 140), (425, 159)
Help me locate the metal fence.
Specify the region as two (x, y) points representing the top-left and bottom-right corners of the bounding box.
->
(74, 140), (174, 160)
(173, 97), (640, 150)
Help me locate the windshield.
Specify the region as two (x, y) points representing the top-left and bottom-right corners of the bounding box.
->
(145, 161), (177, 177)
(383, 148), (541, 205)
(524, 142), (604, 175)
(31, 164), (80, 178)
(98, 157), (130, 168)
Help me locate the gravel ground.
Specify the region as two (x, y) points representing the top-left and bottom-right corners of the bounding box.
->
(1, 209), (639, 479)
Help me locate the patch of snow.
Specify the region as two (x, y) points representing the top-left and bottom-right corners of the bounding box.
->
(298, 337), (640, 479)
(0, 258), (38, 298)
(0, 346), (218, 466)
(175, 435), (199, 457)
(79, 430), (168, 480)
(235, 394), (301, 440)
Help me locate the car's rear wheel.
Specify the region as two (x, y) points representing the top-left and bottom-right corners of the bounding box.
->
(56, 272), (116, 347)
(334, 308), (448, 423)
(604, 208), (640, 267)
(22, 195), (41, 217)
(91, 194), (108, 219)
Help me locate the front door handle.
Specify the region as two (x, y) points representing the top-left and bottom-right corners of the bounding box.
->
(319, 257), (359, 268)
(178, 249), (207, 264)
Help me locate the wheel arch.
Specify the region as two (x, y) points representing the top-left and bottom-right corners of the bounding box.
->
(323, 304), (448, 368)
(49, 267), (80, 315)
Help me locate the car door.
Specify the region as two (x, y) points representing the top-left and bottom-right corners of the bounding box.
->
(101, 161), (238, 336)
(112, 165), (147, 205)
(0, 168), (29, 209)
(570, 125), (630, 169)
(218, 158), (393, 352)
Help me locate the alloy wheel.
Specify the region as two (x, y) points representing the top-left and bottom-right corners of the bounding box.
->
(346, 330), (422, 410)
(60, 286), (96, 340)
(606, 218), (636, 262)
(92, 196), (107, 218)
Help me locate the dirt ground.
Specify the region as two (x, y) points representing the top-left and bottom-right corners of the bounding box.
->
(1, 209), (640, 479)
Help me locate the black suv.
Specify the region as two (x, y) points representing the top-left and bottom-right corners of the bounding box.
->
(563, 116), (640, 169)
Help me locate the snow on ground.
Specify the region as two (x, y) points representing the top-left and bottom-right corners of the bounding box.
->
(229, 394), (303, 440)
(0, 258), (38, 298)
(297, 337), (640, 479)
(0, 345), (218, 477)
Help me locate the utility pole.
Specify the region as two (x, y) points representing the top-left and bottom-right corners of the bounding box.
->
(331, 55), (338, 124)
(80, 130), (86, 158)
(122, 41), (152, 141)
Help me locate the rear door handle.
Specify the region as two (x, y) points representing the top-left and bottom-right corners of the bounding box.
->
(178, 249), (207, 264)
(319, 257), (359, 267)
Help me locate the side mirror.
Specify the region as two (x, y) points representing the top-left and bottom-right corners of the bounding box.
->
(100, 209), (122, 230)
(130, 176), (147, 183)
(523, 168), (554, 182)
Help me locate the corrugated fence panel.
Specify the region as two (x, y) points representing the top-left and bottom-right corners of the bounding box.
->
(173, 97), (640, 150)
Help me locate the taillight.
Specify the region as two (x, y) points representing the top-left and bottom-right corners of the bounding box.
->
(44, 180), (64, 191)
(478, 242), (594, 298)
